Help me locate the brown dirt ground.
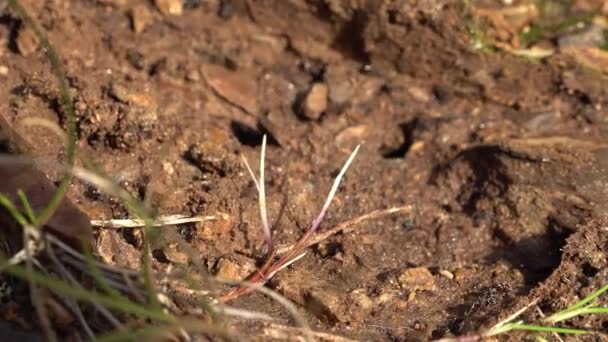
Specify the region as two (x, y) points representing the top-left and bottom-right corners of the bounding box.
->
(2, 0), (608, 341)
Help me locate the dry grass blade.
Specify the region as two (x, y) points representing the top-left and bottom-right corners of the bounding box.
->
(217, 279), (313, 342)
(91, 214), (217, 228)
(258, 135), (272, 253)
(309, 144), (360, 235)
(276, 205), (413, 254)
(263, 323), (358, 342)
(241, 135), (273, 254)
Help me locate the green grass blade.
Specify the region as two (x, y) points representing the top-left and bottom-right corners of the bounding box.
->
(4, 262), (173, 323)
(580, 307), (608, 315)
(0, 194), (28, 227)
(97, 320), (235, 342)
(507, 323), (589, 335)
(17, 190), (37, 225)
(567, 283), (608, 311)
(7, 0), (77, 228)
(81, 243), (129, 302)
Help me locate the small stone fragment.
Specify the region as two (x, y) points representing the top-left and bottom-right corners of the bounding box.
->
(183, 0), (201, 9)
(558, 24), (605, 49)
(398, 267), (435, 293)
(130, 5), (154, 33)
(96, 230), (141, 269)
(97, 0), (127, 6)
(328, 80), (353, 105)
(213, 255), (256, 281)
(185, 141), (238, 175)
(202, 64), (259, 114)
(353, 77), (384, 105)
(349, 289), (374, 323)
(15, 26), (38, 56)
(407, 86), (431, 103)
(305, 287), (349, 324)
(301, 83), (328, 120)
(0, 65), (8, 76)
(127, 49), (146, 70)
(186, 68), (200, 82)
(164, 243), (189, 264)
(335, 125), (368, 149)
(218, 0), (234, 20)
(439, 269), (454, 280)
(109, 83), (156, 110)
(154, 0), (183, 15)
(108, 83), (159, 147)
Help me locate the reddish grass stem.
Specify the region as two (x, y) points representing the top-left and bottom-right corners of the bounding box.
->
(221, 140), (359, 302)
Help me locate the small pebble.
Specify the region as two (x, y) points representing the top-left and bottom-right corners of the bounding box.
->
(301, 82), (328, 120)
(439, 269), (454, 280)
(154, 0), (183, 15)
(213, 256), (255, 281)
(398, 267), (435, 292)
(0, 65), (8, 76)
(130, 4), (154, 33)
(219, 0), (234, 20)
(127, 49), (145, 70)
(16, 26), (38, 56)
(183, 0), (201, 9)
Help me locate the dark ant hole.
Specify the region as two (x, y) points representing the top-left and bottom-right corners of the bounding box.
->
(582, 262), (599, 277)
(230, 121), (279, 147)
(380, 119), (418, 159)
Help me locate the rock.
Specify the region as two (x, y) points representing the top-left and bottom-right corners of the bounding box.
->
(127, 49), (146, 70)
(328, 80), (353, 105)
(164, 243), (190, 264)
(300, 83), (328, 120)
(186, 68), (200, 82)
(398, 267), (435, 293)
(213, 255), (256, 281)
(324, 63), (356, 105)
(439, 269), (454, 280)
(558, 23), (605, 49)
(407, 86), (431, 103)
(97, 0), (127, 6)
(0, 65), (8, 77)
(154, 0), (183, 15)
(335, 125), (369, 149)
(185, 141), (238, 176)
(15, 26), (38, 56)
(96, 230), (142, 269)
(273, 268), (373, 325)
(110, 83), (157, 110)
(348, 289), (375, 323)
(353, 77), (384, 105)
(110, 84), (158, 127)
(305, 286), (349, 324)
(130, 4), (155, 33)
(107, 83), (158, 148)
(562, 47), (608, 73)
(202, 64), (259, 115)
(218, 0), (235, 20)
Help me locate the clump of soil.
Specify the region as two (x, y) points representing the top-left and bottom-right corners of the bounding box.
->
(2, 0), (608, 340)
